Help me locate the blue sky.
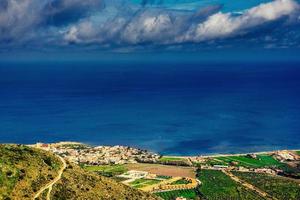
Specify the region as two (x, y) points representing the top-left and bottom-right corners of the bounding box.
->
(0, 0), (300, 60)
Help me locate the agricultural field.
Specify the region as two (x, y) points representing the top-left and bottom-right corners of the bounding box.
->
(198, 169), (262, 200)
(129, 178), (161, 188)
(159, 157), (186, 162)
(232, 171), (300, 200)
(83, 164), (128, 177)
(212, 154), (284, 168)
(125, 163), (196, 178)
(155, 189), (198, 200)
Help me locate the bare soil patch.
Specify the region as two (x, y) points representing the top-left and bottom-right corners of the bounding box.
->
(125, 163), (196, 178)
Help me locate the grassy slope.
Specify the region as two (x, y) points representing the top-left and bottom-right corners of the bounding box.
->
(0, 144), (61, 200)
(51, 162), (160, 200)
(198, 169), (262, 200)
(233, 171), (300, 200)
(0, 145), (160, 200)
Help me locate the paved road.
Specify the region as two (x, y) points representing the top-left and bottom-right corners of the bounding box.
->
(33, 155), (67, 200)
(222, 170), (277, 200)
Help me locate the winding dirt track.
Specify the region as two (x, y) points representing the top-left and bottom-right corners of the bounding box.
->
(33, 155), (66, 200)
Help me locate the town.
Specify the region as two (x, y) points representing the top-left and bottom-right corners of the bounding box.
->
(32, 142), (300, 200)
(31, 142), (161, 165)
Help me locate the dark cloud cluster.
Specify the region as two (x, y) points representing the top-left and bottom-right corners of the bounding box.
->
(0, 0), (299, 51)
(0, 0), (102, 44)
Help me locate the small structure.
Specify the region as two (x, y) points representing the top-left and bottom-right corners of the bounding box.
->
(118, 170), (149, 179)
(213, 165), (228, 169)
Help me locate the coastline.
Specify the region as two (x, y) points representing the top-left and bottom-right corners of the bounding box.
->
(26, 141), (300, 158)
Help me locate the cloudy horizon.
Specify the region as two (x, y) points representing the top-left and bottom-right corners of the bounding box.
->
(0, 0), (300, 55)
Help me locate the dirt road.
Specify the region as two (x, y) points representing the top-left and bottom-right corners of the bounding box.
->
(222, 170), (277, 200)
(33, 155), (66, 200)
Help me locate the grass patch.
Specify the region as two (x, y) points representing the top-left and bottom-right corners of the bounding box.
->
(155, 189), (198, 200)
(83, 164), (127, 177)
(156, 175), (171, 180)
(198, 169), (262, 200)
(171, 178), (191, 185)
(159, 157), (185, 162)
(129, 178), (161, 188)
(232, 171), (300, 200)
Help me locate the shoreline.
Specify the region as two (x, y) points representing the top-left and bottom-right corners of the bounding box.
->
(23, 141), (300, 158)
(168, 148), (300, 158)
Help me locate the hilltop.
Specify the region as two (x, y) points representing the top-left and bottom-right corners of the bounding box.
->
(0, 144), (159, 200)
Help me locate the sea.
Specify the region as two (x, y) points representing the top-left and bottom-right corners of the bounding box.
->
(1, 61), (300, 155)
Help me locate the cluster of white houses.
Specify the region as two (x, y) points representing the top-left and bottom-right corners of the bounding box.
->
(33, 142), (160, 165)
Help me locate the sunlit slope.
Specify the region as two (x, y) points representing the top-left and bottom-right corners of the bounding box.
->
(0, 145), (160, 200)
(0, 145), (62, 200)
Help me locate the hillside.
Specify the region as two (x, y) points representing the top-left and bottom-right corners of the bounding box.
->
(0, 145), (159, 200)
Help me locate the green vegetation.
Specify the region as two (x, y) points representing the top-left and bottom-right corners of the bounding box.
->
(212, 154), (284, 168)
(51, 163), (159, 200)
(156, 175), (172, 180)
(83, 164), (127, 177)
(233, 171), (300, 200)
(155, 189), (198, 200)
(198, 169), (262, 200)
(158, 156), (190, 166)
(295, 151), (300, 156)
(171, 178), (191, 185)
(0, 144), (62, 200)
(129, 178), (161, 188)
(59, 143), (89, 150)
(159, 157), (185, 162)
(0, 145), (160, 200)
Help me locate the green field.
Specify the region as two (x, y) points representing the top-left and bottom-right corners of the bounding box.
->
(198, 169), (262, 200)
(83, 164), (127, 177)
(155, 189), (198, 200)
(233, 171), (300, 200)
(213, 154), (284, 168)
(295, 151), (300, 156)
(159, 157), (185, 162)
(129, 178), (161, 188)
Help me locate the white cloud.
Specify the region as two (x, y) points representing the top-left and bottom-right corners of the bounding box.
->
(182, 0), (299, 42)
(63, 0), (300, 46)
(0, 0), (299, 49)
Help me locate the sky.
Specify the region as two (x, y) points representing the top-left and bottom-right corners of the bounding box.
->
(0, 0), (300, 60)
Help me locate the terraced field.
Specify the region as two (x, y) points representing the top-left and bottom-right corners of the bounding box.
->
(232, 171), (300, 200)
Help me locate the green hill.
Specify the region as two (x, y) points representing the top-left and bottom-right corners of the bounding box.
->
(0, 145), (159, 200)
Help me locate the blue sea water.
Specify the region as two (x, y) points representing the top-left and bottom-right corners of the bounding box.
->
(0, 61), (300, 155)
